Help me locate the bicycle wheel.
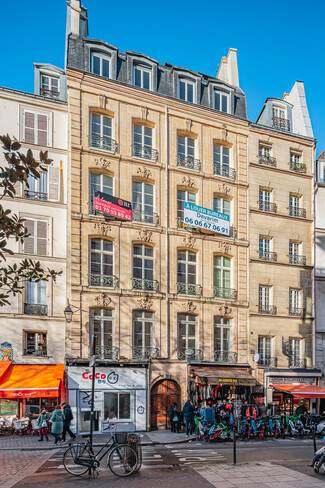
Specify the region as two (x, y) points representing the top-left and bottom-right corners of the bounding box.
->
(108, 444), (138, 477)
(63, 443), (92, 476)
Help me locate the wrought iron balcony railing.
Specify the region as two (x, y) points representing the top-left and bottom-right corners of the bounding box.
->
(257, 357), (278, 367)
(24, 304), (48, 316)
(289, 206), (306, 218)
(258, 304), (277, 315)
(214, 350), (238, 363)
(24, 190), (48, 201)
(177, 282), (202, 296)
(213, 163), (236, 180)
(88, 134), (118, 153)
(289, 161), (307, 174)
(178, 348), (203, 361)
(258, 154), (277, 167)
(273, 116), (290, 131)
(177, 154), (201, 172)
(213, 287), (237, 300)
(88, 274), (119, 289)
(289, 254), (306, 266)
(95, 345), (119, 360)
(132, 278), (159, 292)
(288, 357), (306, 368)
(24, 346), (47, 356)
(40, 88), (60, 99)
(132, 144), (158, 161)
(259, 200), (277, 213)
(132, 346), (158, 360)
(289, 307), (305, 317)
(229, 226), (237, 238)
(259, 250), (277, 262)
(132, 210), (159, 226)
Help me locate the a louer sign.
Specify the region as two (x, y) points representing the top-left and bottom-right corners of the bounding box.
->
(183, 202), (230, 236)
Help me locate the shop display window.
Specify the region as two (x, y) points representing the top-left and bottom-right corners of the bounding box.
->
(104, 392), (130, 420)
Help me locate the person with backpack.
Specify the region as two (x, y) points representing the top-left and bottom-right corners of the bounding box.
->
(59, 401), (76, 444)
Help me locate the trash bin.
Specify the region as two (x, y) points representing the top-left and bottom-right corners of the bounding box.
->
(127, 433), (142, 471)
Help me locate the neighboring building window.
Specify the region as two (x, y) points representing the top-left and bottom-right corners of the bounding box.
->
(178, 78), (195, 102)
(214, 256), (231, 290)
(133, 311), (155, 349)
(90, 173), (113, 212)
(26, 172), (48, 201)
(25, 279), (47, 316)
(177, 250), (196, 285)
(213, 197), (230, 217)
(91, 52), (110, 78)
(133, 181), (154, 224)
(40, 75), (59, 97)
(259, 237), (271, 259)
(90, 239), (113, 287)
(104, 392), (130, 420)
(214, 91), (228, 113)
(133, 65), (151, 90)
(91, 308), (114, 350)
(89, 113), (114, 151)
(132, 124), (154, 160)
(24, 111), (48, 145)
(24, 331), (47, 356)
(259, 285), (271, 311)
(289, 241), (303, 264)
(213, 144), (230, 177)
(289, 194), (301, 217)
(258, 336), (272, 360)
(177, 135), (196, 168)
(259, 188), (271, 212)
(23, 218), (48, 255)
(178, 313), (197, 351)
(289, 288), (301, 311)
(133, 244), (154, 285)
(214, 317), (231, 352)
(289, 339), (301, 362)
(177, 189), (196, 222)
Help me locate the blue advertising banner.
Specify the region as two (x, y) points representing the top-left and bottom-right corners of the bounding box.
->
(183, 202), (230, 236)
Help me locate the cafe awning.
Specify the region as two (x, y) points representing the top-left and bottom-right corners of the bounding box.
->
(270, 384), (325, 398)
(0, 363), (65, 399)
(195, 367), (256, 386)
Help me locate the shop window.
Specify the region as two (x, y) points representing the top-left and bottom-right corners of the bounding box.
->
(24, 331), (47, 356)
(104, 392), (131, 420)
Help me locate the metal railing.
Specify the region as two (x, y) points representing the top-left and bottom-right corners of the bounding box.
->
(178, 348), (203, 361)
(288, 357), (306, 368)
(258, 154), (277, 167)
(229, 226), (237, 238)
(132, 144), (158, 161)
(132, 210), (159, 226)
(289, 206), (306, 218)
(88, 134), (118, 153)
(24, 346), (47, 356)
(257, 357), (278, 367)
(88, 274), (119, 289)
(259, 250), (277, 262)
(259, 200), (277, 213)
(40, 88), (60, 99)
(213, 163), (236, 180)
(289, 307), (305, 317)
(258, 304), (277, 315)
(213, 287), (237, 300)
(214, 351), (238, 363)
(177, 154), (201, 172)
(289, 161), (307, 173)
(24, 304), (48, 316)
(177, 282), (202, 296)
(132, 346), (158, 360)
(132, 277), (159, 292)
(95, 345), (119, 360)
(289, 254), (306, 266)
(24, 190), (48, 201)
(273, 116), (290, 131)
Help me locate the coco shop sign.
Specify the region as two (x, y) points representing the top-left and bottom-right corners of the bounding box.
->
(68, 367), (146, 390)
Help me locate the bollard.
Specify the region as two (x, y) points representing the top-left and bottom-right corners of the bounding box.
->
(233, 427), (237, 465)
(313, 428), (317, 454)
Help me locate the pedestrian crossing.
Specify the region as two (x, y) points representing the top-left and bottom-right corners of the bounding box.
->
(170, 448), (226, 465)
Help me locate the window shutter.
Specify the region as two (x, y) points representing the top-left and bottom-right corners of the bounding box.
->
(48, 166), (60, 201)
(37, 220), (48, 256)
(37, 114), (48, 146)
(24, 112), (35, 144)
(24, 219), (35, 254)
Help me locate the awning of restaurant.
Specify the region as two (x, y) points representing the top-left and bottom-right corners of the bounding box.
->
(0, 361), (12, 382)
(270, 384), (325, 398)
(194, 367), (256, 386)
(0, 363), (65, 399)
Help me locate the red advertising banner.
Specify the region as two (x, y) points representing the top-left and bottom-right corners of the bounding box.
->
(94, 191), (132, 221)
(0, 389), (59, 399)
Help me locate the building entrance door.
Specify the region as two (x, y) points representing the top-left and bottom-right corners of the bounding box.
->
(150, 379), (181, 430)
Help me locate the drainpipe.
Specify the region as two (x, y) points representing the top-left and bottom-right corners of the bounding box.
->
(165, 105), (169, 358)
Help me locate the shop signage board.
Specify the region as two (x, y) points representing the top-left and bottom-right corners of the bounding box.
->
(268, 377), (315, 385)
(0, 342), (13, 361)
(206, 377), (256, 386)
(94, 191), (132, 221)
(183, 202), (230, 236)
(0, 399), (18, 416)
(68, 367), (146, 390)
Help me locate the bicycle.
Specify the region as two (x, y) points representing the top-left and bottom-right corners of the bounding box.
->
(63, 423), (141, 477)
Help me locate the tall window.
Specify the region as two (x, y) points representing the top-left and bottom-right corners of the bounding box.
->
(259, 237), (271, 260)
(25, 279), (47, 316)
(289, 241), (303, 264)
(23, 218), (48, 256)
(213, 197), (231, 217)
(24, 111), (48, 146)
(91, 52), (110, 78)
(178, 78), (195, 102)
(259, 145), (272, 157)
(90, 239), (114, 287)
(24, 332), (47, 356)
(289, 194), (301, 217)
(91, 308), (114, 353)
(290, 152), (301, 164)
(214, 317), (231, 352)
(258, 336), (272, 361)
(133, 311), (154, 349)
(214, 91), (228, 113)
(26, 172), (48, 201)
(213, 144), (230, 177)
(177, 190), (196, 222)
(133, 245), (154, 289)
(214, 256), (231, 292)
(177, 250), (196, 285)
(259, 189), (272, 212)
(259, 285), (272, 312)
(90, 114), (114, 151)
(178, 314), (197, 354)
(40, 75), (59, 97)
(289, 288), (301, 313)
(133, 181), (154, 224)
(132, 124), (154, 159)
(90, 173), (113, 213)
(177, 135), (196, 169)
(133, 65), (151, 90)
(289, 339), (301, 365)
(273, 106), (286, 119)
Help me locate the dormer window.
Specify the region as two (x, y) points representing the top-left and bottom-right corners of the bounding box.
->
(40, 75), (59, 98)
(178, 78), (195, 103)
(91, 52), (110, 78)
(133, 65), (151, 90)
(214, 90), (229, 113)
(272, 105), (290, 131)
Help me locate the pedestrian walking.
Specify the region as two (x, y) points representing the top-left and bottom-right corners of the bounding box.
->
(59, 401), (76, 444)
(37, 409), (50, 441)
(182, 399), (195, 436)
(167, 402), (181, 433)
(50, 405), (65, 444)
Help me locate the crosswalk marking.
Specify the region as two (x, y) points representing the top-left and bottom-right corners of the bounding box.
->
(171, 448), (226, 465)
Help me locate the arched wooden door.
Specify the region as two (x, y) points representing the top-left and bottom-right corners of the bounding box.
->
(150, 379), (181, 430)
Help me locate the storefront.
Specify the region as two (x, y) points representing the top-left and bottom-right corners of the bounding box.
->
(0, 362), (65, 418)
(67, 365), (147, 433)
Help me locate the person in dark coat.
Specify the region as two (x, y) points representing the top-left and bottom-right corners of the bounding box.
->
(59, 402), (76, 444)
(167, 402), (181, 433)
(296, 404), (308, 416)
(259, 403), (267, 417)
(182, 399), (195, 436)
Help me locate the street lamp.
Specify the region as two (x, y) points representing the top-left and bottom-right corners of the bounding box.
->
(64, 299), (73, 323)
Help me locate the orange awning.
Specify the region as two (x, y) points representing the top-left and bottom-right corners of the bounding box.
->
(270, 384), (325, 398)
(0, 361), (12, 382)
(0, 363), (65, 399)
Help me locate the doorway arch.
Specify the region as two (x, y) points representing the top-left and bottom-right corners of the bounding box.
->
(150, 379), (181, 430)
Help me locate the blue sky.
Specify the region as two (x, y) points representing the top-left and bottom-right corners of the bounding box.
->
(1, 0), (324, 155)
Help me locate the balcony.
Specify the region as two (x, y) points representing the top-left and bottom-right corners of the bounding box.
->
(95, 345), (119, 360)
(40, 88), (60, 99)
(259, 200), (277, 213)
(88, 134), (118, 153)
(132, 346), (158, 360)
(258, 304), (277, 315)
(257, 357), (278, 367)
(289, 307), (305, 317)
(88, 274), (119, 289)
(289, 161), (307, 174)
(24, 190), (48, 201)
(177, 154), (201, 172)
(132, 278), (159, 292)
(177, 282), (202, 297)
(213, 163), (236, 180)
(178, 348), (203, 361)
(288, 357), (306, 368)
(258, 154), (277, 167)
(24, 346), (47, 356)
(24, 304), (48, 316)
(132, 210), (159, 226)
(289, 254), (306, 266)
(214, 351), (238, 363)
(213, 287), (237, 300)
(132, 144), (158, 162)
(289, 206), (306, 218)
(259, 250), (277, 262)
(273, 116), (290, 131)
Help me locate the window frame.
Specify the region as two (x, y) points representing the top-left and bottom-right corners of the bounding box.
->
(26, 279), (47, 306)
(258, 336), (273, 359)
(90, 51), (111, 78)
(40, 74), (60, 95)
(289, 288), (301, 310)
(103, 391), (131, 421)
(259, 285), (272, 308)
(132, 244), (154, 282)
(177, 313), (197, 351)
(23, 110), (49, 146)
(133, 64), (152, 90)
(132, 180), (154, 222)
(213, 196), (231, 218)
(133, 310), (155, 349)
(24, 330), (47, 357)
(213, 255), (231, 290)
(132, 123), (154, 160)
(214, 317), (231, 352)
(23, 217), (48, 256)
(90, 238), (114, 278)
(177, 189), (196, 221)
(289, 338), (301, 360)
(91, 308), (114, 349)
(177, 250), (197, 285)
(214, 90), (229, 113)
(178, 77), (196, 103)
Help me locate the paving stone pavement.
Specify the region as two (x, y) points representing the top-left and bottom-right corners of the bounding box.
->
(0, 450), (54, 488)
